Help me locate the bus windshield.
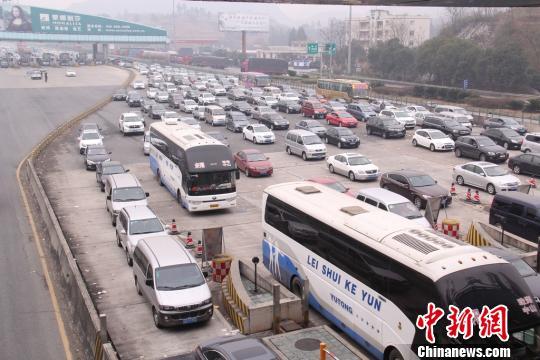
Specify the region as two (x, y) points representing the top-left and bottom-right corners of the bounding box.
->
(188, 171), (236, 196)
(255, 76), (270, 87)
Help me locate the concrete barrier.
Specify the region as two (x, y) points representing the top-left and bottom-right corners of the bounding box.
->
(222, 260), (302, 334)
(17, 66), (134, 359)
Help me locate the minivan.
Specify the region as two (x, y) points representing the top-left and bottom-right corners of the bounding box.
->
(489, 192), (540, 243)
(204, 105), (226, 126)
(285, 129), (327, 161)
(356, 188), (431, 228)
(438, 111), (472, 130)
(132, 235), (213, 328)
(105, 173), (149, 226)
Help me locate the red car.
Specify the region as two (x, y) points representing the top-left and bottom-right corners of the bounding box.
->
(234, 149), (273, 177)
(302, 101), (327, 119)
(325, 111), (358, 128)
(307, 177), (355, 197)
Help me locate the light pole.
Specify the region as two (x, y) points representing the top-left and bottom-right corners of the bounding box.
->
(347, 5), (352, 74)
(172, 0), (176, 49)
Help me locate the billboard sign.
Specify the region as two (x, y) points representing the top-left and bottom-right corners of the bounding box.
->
(0, 5), (166, 36)
(218, 13), (269, 32)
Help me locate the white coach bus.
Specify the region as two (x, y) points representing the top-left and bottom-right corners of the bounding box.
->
(148, 122), (239, 211)
(262, 181), (540, 360)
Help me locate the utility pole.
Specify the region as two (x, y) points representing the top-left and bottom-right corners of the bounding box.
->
(172, 0), (176, 50)
(347, 5), (352, 74)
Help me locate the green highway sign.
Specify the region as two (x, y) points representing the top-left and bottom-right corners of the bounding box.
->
(307, 42), (318, 55)
(325, 43), (336, 56)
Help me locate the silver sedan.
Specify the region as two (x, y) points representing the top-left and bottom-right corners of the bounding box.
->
(452, 161), (521, 195)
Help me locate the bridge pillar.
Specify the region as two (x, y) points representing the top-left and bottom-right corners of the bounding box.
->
(102, 44), (109, 62)
(92, 43), (98, 64)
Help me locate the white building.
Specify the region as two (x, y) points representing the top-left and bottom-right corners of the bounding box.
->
(351, 9), (431, 48)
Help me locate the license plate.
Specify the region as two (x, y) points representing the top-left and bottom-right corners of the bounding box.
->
(210, 204), (219, 208)
(183, 317), (197, 324)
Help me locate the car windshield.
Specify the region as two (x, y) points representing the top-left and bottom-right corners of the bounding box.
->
(445, 120), (460, 127)
(408, 175), (436, 187)
(158, 92), (167, 96)
(182, 119), (197, 125)
(477, 138), (496, 146)
(164, 112), (178, 118)
(304, 135), (322, 145)
(82, 124), (99, 131)
(153, 105), (165, 110)
(336, 128), (353, 135)
(203, 93), (213, 98)
(247, 153), (267, 162)
(155, 264), (205, 291)
(286, 101), (298, 106)
(124, 115), (140, 122)
(415, 106), (428, 112)
(185, 100), (196, 105)
(394, 111), (410, 118)
(501, 118), (519, 126)
(213, 109), (225, 115)
(102, 165), (124, 175)
(87, 147), (107, 155)
(388, 202), (423, 219)
(129, 218), (163, 235)
(359, 105), (372, 111)
(82, 132), (100, 140)
(337, 112), (353, 118)
(112, 187), (146, 202)
(429, 131), (448, 139)
(484, 166), (508, 176)
(306, 121), (321, 128)
(348, 156), (371, 165)
(500, 128), (520, 137)
(453, 108), (468, 115)
(268, 114), (283, 121)
(324, 181), (347, 193)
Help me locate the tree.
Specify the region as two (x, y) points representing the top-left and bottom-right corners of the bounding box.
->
(296, 27), (307, 42)
(288, 28), (297, 46)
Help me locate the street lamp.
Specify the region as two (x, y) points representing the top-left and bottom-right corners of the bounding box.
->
(252, 256), (260, 293)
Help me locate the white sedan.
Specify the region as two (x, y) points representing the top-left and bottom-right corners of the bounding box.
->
(65, 69), (76, 77)
(146, 88), (157, 99)
(179, 117), (201, 130)
(180, 99), (198, 113)
(132, 80), (145, 89)
(453, 161), (521, 195)
(242, 124), (275, 144)
(161, 111), (180, 125)
(327, 153), (380, 181)
(412, 129), (455, 151)
(78, 130), (103, 154)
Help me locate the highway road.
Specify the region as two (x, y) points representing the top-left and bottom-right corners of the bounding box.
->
(0, 66), (128, 360)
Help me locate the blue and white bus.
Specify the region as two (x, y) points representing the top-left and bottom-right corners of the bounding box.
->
(262, 181), (540, 360)
(148, 122), (239, 211)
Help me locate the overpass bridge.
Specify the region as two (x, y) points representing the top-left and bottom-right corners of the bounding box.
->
(0, 4), (167, 60)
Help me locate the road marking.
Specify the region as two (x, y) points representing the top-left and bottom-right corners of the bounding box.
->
(16, 158), (72, 360)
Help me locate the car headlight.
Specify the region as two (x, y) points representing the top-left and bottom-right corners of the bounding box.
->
(86, 160), (94, 164)
(340, 137), (346, 141)
(512, 139), (518, 143)
(201, 298), (212, 306)
(355, 169), (365, 174)
(422, 194), (431, 199)
(452, 129), (459, 133)
(488, 152), (495, 156)
(159, 305), (175, 311)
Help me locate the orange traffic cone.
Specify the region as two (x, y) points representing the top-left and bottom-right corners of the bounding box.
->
(472, 190), (480, 204)
(195, 240), (204, 258)
(169, 219), (179, 235)
(185, 231), (194, 248)
(529, 178), (537, 189)
(465, 188), (472, 202)
(450, 183), (457, 196)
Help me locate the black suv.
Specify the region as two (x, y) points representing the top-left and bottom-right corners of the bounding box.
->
(483, 117), (527, 135)
(225, 112), (250, 132)
(422, 115), (470, 140)
(366, 117), (405, 139)
(127, 93), (142, 107)
(231, 101), (253, 116)
(454, 135), (508, 163)
(277, 100), (301, 114)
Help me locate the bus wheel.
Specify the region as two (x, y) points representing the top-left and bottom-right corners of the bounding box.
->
(387, 348), (404, 360)
(291, 277), (303, 298)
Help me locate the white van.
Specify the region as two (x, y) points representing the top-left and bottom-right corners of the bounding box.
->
(204, 105), (226, 126)
(105, 173), (149, 226)
(434, 105), (473, 122)
(285, 129), (327, 161)
(132, 235), (213, 328)
(522, 133), (540, 153)
(263, 86), (281, 99)
(356, 188), (431, 228)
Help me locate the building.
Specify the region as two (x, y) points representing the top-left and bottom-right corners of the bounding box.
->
(351, 9), (431, 49)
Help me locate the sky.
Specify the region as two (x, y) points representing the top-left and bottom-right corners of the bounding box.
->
(11, 0), (450, 26)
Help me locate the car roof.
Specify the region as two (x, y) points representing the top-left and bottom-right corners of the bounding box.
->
(139, 235), (192, 267)
(464, 161), (498, 168)
(290, 129), (316, 136)
(123, 205), (159, 221)
(494, 192), (540, 208)
(241, 148), (263, 154)
(386, 169), (427, 177)
(108, 173), (140, 188)
(357, 187), (412, 205)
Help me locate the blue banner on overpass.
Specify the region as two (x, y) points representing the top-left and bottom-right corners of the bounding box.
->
(0, 4), (167, 43)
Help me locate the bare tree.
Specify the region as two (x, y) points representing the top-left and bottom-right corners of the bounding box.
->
(320, 19), (346, 49)
(387, 18), (410, 46)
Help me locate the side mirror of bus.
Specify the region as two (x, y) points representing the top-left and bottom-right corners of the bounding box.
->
(125, 169), (130, 173)
(106, 195), (111, 200)
(145, 192), (150, 197)
(235, 170), (240, 180)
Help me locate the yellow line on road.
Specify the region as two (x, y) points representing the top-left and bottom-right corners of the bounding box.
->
(16, 158), (72, 360)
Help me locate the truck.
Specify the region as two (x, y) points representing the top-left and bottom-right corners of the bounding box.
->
(190, 56), (231, 69)
(241, 58), (288, 75)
